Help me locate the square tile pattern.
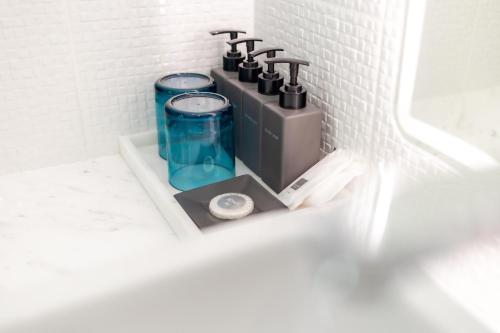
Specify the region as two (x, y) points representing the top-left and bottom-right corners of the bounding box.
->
(0, 0), (254, 175)
(0, 0), (450, 180)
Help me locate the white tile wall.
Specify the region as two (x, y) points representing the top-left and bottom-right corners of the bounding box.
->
(0, 0), (254, 175)
(0, 0), (451, 178)
(254, 0), (451, 178)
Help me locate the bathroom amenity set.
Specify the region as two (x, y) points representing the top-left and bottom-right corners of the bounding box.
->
(153, 28), (359, 228)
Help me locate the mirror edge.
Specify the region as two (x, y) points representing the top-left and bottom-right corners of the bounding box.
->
(393, 0), (499, 172)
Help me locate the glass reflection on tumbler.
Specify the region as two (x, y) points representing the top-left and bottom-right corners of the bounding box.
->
(166, 92), (235, 191)
(155, 73), (216, 160)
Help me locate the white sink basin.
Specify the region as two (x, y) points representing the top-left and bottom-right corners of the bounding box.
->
(3, 167), (499, 333)
(0, 211), (490, 332)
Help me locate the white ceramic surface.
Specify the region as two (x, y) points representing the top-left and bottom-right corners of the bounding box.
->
(118, 131), (282, 239)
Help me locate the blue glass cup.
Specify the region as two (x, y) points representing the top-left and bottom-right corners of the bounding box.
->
(155, 73), (216, 160)
(166, 92), (235, 191)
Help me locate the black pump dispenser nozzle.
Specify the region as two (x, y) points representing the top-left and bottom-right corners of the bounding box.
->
(227, 37), (264, 82)
(248, 47), (284, 95)
(210, 29), (246, 71)
(265, 58), (310, 109)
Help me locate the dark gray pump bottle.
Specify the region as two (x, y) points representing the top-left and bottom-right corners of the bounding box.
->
(222, 37), (263, 158)
(227, 37), (264, 83)
(209, 29), (246, 96)
(240, 47), (284, 175)
(253, 48), (286, 95)
(260, 58), (322, 193)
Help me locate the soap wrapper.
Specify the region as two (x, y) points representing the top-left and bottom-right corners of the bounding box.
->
(278, 149), (366, 210)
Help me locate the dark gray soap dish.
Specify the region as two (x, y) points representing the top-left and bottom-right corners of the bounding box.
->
(174, 175), (287, 229)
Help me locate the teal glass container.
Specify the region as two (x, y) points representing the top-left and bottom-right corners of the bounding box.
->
(166, 92), (235, 191)
(155, 73), (216, 160)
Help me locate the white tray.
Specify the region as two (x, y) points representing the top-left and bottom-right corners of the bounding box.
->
(118, 131), (280, 239)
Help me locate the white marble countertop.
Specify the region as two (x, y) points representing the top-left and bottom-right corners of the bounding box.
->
(2, 152), (500, 332)
(0, 155), (177, 295)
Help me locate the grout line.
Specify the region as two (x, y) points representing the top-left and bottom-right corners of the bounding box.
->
(61, 0), (89, 158)
(366, 0), (389, 162)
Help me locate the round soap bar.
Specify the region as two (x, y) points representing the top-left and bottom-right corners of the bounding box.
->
(209, 193), (254, 220)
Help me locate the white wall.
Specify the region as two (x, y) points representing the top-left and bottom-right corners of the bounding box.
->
(254, 0), (449, 178)
(0, 0), (254, 175)
(414, 0), (500, 99)
(0, 0), (451, 178)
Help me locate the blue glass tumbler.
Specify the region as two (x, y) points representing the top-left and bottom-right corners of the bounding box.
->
(166, 92), (235, 191)
(155, 73), (216, 160)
